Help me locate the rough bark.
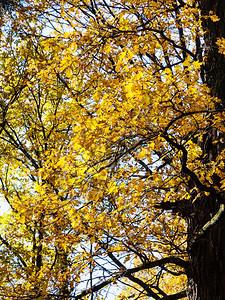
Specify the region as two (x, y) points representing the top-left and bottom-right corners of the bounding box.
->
(186, 1), (225, 299)
(199, 0), (225, 103)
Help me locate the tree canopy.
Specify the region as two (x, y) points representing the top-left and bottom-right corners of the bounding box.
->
(0, 0), (225, 299)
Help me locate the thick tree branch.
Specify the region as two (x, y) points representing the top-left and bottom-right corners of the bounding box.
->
(189, 203), (225, 248)
(70, 253), (187, 300)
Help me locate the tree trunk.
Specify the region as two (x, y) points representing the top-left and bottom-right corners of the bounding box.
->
(187, 196), (225, 299)
(187, 1), (225, 299)
(198, 0), (225, 104)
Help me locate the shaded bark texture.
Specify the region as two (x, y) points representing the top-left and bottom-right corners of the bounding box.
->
(187, 1), (225, 299)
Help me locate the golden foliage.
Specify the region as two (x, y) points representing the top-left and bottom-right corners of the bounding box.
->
(0, 0), (223, 299)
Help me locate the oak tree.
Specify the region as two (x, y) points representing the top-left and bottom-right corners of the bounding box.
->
(0, 0), (225, 299)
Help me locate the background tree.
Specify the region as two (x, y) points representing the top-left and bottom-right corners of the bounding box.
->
(0, 0), (225, 299)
